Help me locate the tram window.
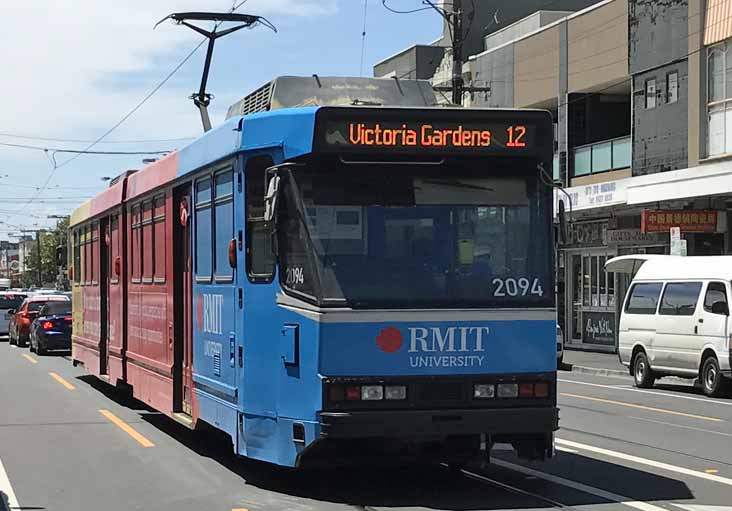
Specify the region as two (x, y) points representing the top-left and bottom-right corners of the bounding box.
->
(84, 225), (92, 286)
(246, 155), (275, 281)
(142, 201), (153, 282)
(214, 170), (234, 281)
(92, 222), (99, 285)
(131, 204), (141, 283)
(195, 177), (213, 280)
(153, 195), (166, 282)
(110, 216), (119, 284)
(73, 229), (81, 284)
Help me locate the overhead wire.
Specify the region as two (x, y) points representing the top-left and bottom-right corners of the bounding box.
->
(360, 0), (369, 77)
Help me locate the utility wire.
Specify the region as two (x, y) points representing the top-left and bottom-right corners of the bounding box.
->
(0, 133), (195, 144)
(0, 141), (171, 155)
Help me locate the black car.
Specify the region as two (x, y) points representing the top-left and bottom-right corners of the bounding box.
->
(29, 301), (72, 355)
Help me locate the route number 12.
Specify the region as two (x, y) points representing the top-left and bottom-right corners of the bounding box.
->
(506, 125), (527, 148)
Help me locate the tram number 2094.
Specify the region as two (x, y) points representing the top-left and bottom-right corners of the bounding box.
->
(285, 267), (305, 286)
(492, 277), (544, 297)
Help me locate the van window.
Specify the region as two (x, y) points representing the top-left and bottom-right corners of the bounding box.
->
(659, 282), (702, 316)
(625, 283), (662, 314)
(703, 282), (728, 312)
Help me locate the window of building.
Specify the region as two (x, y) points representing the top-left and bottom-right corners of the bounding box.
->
(246, 155), (276, 281)
(214, 170), (234, 281)
(703, 282), (728, 312)
(645, 78), (657, 109)
(195, 177), (213, 280)
(706, 43), (732, 156)
(625, 282), (663, 314)
(659, 282), (702, 316)
(153, 195), (166, 282)
(667, 71), (679, 104)
(131, 204), (141, 283)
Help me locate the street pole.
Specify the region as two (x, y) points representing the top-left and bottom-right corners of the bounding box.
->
(36, 230), (42, 286)
(451, 0), (463, 105)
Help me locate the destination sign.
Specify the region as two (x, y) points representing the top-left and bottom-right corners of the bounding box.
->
(321, 120), (535, 153)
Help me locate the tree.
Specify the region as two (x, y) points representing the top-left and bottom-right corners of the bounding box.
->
(24, 218), (69, 289)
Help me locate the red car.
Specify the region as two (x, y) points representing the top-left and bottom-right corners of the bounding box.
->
(8, 295), (70, 348)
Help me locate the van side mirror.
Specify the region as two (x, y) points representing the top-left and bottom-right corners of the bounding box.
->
(711, 301), (729, 315)
(558, 200), (568, 244)
(264, 174), (281, 223)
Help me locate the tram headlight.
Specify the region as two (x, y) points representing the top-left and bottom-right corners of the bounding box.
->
(473, 384), (495, 399)
(385, 385), (407, 400)
(497, 383), (519, 398)
(361, 385), (384, 401)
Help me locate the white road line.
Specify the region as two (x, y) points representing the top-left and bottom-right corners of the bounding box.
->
(557, 438), (732, 487)
(491, 458), (667, 511)
(0, 458), (20, 511)
(629, 416), (732, 438)
(559, 378), (732, 407)
(556, 446), (579, 453)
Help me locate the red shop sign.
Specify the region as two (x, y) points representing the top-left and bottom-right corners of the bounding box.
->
(641, 210), (718, 233)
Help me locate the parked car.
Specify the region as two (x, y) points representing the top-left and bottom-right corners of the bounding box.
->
(607, 255), (732, 397)
(8, 295), (70, 347)
(557, 324), (564, 366)
(29, 300), (73, 355)
(0, 292), (27, 337)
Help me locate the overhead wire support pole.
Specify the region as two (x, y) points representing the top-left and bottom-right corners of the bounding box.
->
(155, 12), (277, 132)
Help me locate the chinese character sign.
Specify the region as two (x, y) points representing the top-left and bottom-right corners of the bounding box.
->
(641, 210), (718, 233)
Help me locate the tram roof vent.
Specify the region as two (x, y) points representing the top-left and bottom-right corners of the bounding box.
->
(225, 75), (437, 119)
(109, 169), (138, 188)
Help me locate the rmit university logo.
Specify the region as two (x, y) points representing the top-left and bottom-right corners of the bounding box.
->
(376, 326), (488, 368)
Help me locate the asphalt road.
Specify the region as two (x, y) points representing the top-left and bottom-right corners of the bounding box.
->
(1, 340), (731, 511)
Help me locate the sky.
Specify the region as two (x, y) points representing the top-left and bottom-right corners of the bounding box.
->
(0, 0), (442, 239)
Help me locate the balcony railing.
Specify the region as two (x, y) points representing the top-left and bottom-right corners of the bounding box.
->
(572, 136), (631, 177)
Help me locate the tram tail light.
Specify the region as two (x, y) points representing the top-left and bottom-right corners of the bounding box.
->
(361, 385), (384, 401)
(473, 384), (495, 399)
(345, 386), (361, 401)
(497, 383), (519, 398)
(534, 383), (549, 398)
(385, 385), (407, 400)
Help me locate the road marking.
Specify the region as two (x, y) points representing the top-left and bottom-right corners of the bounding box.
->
(559, 378), (732, 407)
(673, 504), (732, 511)
(21, 353), (37, 364)
(556, 446), (579, 453)
(557, 438), (732, 487)
(99, 409), (154, 448)
(629, 416), (732, 438)
(232, 508), (249, 511)
(49, 372), (75, 390)
(492, 458), (667, 511)
(0, 458), (20, 511)
(560, 392), (723, 422)
(705, 469), (719, 474)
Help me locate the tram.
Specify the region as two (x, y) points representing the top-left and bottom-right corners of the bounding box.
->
(69, 76), (558, 467)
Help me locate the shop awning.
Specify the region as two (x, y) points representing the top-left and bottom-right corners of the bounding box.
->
(626, 160), (732, 205)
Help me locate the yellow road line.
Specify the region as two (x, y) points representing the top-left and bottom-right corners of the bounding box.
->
(706, 469), (719, 474)
(22, 354), (37, 364)
(49, 372), (75, 390)
(99, 409), (155, 448)
(560, 393), (723, 423)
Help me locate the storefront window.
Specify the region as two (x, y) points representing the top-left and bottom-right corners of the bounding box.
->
(591, 255), (599, 306)
(707, 42), (732, 156)
(583, 255), (591, 306)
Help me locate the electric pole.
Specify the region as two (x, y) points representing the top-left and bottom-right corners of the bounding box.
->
(430, 0), (490, 105)
(36, 230), (42, 286)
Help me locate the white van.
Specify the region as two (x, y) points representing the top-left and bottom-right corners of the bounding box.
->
(607, 255), (732, 397)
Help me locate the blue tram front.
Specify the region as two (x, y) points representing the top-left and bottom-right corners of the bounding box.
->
(189, 79), (558, 467)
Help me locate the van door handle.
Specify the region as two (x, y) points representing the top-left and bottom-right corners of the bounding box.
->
(698, 318), (704, 323)
(694, 325), (698, 334)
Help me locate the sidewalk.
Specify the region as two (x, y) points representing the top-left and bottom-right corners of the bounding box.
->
(561, 349), (629, 378)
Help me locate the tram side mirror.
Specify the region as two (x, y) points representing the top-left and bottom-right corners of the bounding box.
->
(264, 174), (281, 223)
(6, 309), (15, 318)
(712, 301), (729, 315)
(558, 200), (568, 244)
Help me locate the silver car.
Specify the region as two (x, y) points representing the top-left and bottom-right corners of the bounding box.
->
(0, 292), (27, 336)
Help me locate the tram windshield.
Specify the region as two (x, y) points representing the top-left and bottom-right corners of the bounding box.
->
(277, 159), (553, 309)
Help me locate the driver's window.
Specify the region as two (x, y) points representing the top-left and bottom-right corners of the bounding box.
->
(246, 155), (276, 282)
(703, 282), (728, 313)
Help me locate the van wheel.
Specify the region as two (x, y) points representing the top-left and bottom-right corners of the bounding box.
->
(633, 352), (655, 388)
(701, 356), (726, 397)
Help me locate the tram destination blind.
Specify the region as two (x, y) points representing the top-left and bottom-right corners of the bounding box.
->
(319, 118), (537, 155)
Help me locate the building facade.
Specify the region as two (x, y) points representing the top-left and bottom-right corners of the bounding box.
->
(375, 0), (732, 352)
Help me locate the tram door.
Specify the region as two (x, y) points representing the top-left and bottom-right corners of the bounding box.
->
(174, 186), (194, 415)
